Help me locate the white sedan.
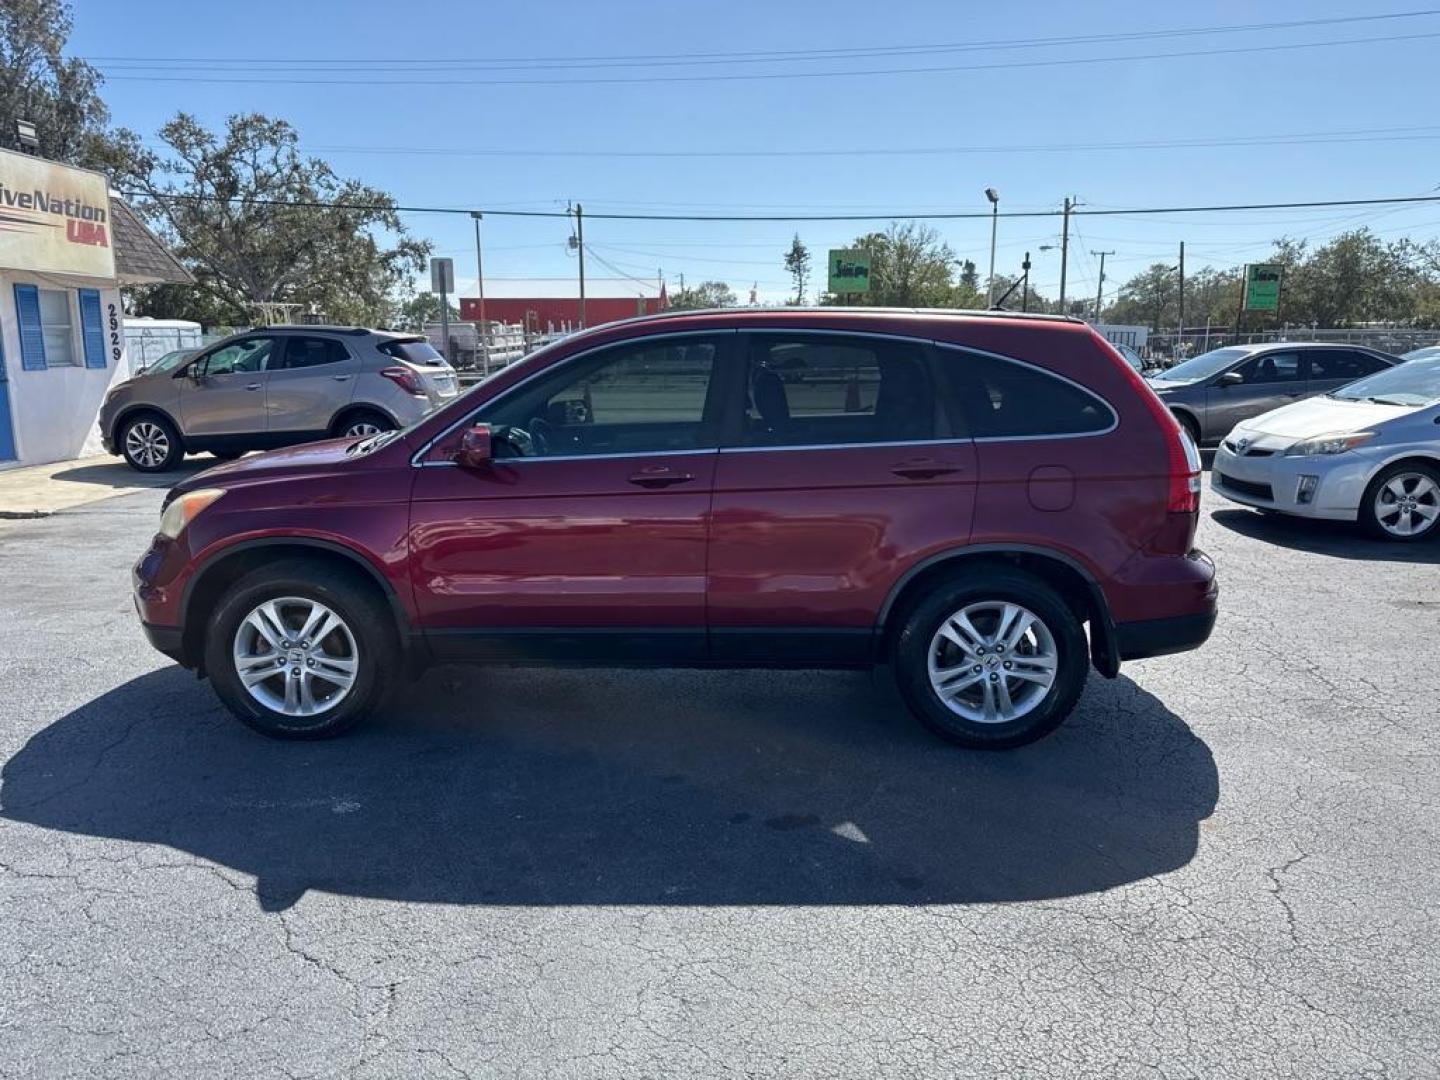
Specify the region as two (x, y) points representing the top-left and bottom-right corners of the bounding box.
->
(1211, 353), (1440, 541)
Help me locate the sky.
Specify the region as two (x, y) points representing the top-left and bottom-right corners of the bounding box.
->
(68, 0), (1440, 310)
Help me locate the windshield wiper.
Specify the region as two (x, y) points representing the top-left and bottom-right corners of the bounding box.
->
(1366, 396), (1410, 406)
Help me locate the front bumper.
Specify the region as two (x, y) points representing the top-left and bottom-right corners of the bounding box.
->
(140, 616), (186, 664)
(1211, 442), (1366, 521)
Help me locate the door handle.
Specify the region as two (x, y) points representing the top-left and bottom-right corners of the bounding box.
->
(628, 467), (696, 489)
(245, 382), (262, 391)
(332, 374), (353, 382)
(891, 459), (962, 480)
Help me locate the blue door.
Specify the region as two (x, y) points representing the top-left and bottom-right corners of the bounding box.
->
(0, 327), (16, 462)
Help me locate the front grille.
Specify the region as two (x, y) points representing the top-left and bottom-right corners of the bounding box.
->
(1222, 439), (1274, 457)
(1215, 471), (1273, 501)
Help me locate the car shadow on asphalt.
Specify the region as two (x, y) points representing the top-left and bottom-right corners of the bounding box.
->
(1210, 507), (1440, 563)
(47, 458), (217, 490)
(0, 664), (1218, 911)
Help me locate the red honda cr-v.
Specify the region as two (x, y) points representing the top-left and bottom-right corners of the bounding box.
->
(133, 309), (1216, 749)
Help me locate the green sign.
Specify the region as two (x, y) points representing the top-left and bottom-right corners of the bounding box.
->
(1243, 263), (1282, 312)
(828, 249), (871, 295)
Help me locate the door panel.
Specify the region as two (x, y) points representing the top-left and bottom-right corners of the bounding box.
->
(178, 336), (278, 437)
(1203, 350), (1303, 439)
(266, 335), (360, 435)
(707, 331), (975, 663)
(408, 332), (730, 663)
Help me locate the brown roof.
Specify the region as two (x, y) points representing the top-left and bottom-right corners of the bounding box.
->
(109, 197), (193, 286)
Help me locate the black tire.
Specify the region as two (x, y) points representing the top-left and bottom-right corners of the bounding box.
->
(1359, 461), (1440, 542)
(210, 449), (244, 461)
(204, 559), (399, 739)
(333, 408), (396, 439)
(118, 412), (184, 472)
(892, 568), (1089, 750)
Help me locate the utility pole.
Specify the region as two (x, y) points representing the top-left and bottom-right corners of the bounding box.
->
(1092, 249), (1115, 321)
(470, 211), (488, 374)
(1177, 241), (1186, 349)
(569, 203), (587, 329)
(1058, 196), (1073, 312)
(984, 188), (1000, 308)
(1021, 252), (1032, 312)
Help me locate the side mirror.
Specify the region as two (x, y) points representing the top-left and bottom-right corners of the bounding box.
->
(1216, 371), (1244, 388)
(456, 423), (492, 468)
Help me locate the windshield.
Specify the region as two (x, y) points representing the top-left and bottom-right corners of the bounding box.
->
(1151, 347), (1252, 381)
(1330, 354), (1440, 406)
(140, 349), (194, 374)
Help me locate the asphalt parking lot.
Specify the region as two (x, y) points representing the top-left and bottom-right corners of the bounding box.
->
(1, 473), (1437, 1079)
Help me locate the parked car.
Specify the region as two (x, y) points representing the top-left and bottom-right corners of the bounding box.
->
(1112, 341), (1145, 373)
(1145, 342), (1400, 446)
(1212, 352), (1440, 541)
(1401, 345), (1440, 363)
(132, 309), (1216, 748)
(100, 326), (460, 471)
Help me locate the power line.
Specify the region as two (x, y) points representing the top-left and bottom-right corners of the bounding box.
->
(83, 9), (1440, 69)
(246, 124), (1440, 161)
(95, 30), (1440, 87)
(117, 189), (1440, 223)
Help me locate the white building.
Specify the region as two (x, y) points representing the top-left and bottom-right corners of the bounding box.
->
(0, 148), (191, 470)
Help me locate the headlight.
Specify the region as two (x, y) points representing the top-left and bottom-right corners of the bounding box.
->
(1285, 432), (1376, 457)
(158, 488), (225, 539)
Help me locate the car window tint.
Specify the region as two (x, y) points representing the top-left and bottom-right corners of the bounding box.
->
(479, 337), (721, 458)
(1233, 351), (1301, 384)
(203, 338), (277, 376)
(1307, 350), (1388, 381)
(283, 337), (350, 370)
(740, 334), (937, 447)
(947, 351), (1113, 438)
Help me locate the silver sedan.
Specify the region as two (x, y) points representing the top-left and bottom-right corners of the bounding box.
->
(1211, 354), (1440, 541)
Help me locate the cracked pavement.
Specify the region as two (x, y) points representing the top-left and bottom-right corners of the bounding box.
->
(0, 477), (1437, 1078)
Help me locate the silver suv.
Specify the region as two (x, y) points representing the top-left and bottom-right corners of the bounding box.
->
(100, 326), (459, 471)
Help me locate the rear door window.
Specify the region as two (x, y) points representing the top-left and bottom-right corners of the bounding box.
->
(737, 333), (940, 447)
(281, 336), (351, 369)
(1306, 349), (1389, 382)
(942, 350), (1114, 438)
(379, 339), (446, 366)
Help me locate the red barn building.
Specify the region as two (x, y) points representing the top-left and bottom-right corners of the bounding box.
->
(459, 277), (667, 332)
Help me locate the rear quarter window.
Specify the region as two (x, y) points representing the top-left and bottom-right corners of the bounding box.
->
(941, 348), (1116, 438)
(379, 339), (446, 365)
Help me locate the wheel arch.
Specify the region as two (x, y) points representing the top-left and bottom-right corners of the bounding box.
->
(179, 538), (418, 672)
(876, 544), (1119, 677)
(112, 403), (183, 447)
(329, 403), (401, 437)
(1168, 404), (1201, 442)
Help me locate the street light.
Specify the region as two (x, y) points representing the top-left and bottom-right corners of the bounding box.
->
(984, 188), (1000, 309)
(469, 211), (489, 373)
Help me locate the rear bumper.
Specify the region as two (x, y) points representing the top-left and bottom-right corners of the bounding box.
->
(1115, 610), (1216, 661)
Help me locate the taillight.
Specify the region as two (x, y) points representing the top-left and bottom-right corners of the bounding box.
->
(379, 366), (425, 395)
(1168, 424), (1203, 513)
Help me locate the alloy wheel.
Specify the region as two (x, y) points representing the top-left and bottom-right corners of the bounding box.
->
(927, 601), (1059, 724)
(345, 420), (382, 437)
(124, 421), (170, 468)
(232, 597), (359, 719)
(1374, 472), (1440, 538)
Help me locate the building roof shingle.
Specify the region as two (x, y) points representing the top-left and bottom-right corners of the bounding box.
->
(109, 196), (193, 286)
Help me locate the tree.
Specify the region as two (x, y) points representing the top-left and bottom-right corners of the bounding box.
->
(958, 259), (980, 293)
(1107, 263), (1182, 330)
(825, 222), (956, 306)
(0, 0), (113, 166)
(783, 235), (812, 305)
(108, 113), (430, 327)
(395, 292), (461, 330)
(668, 280), (737, 310)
